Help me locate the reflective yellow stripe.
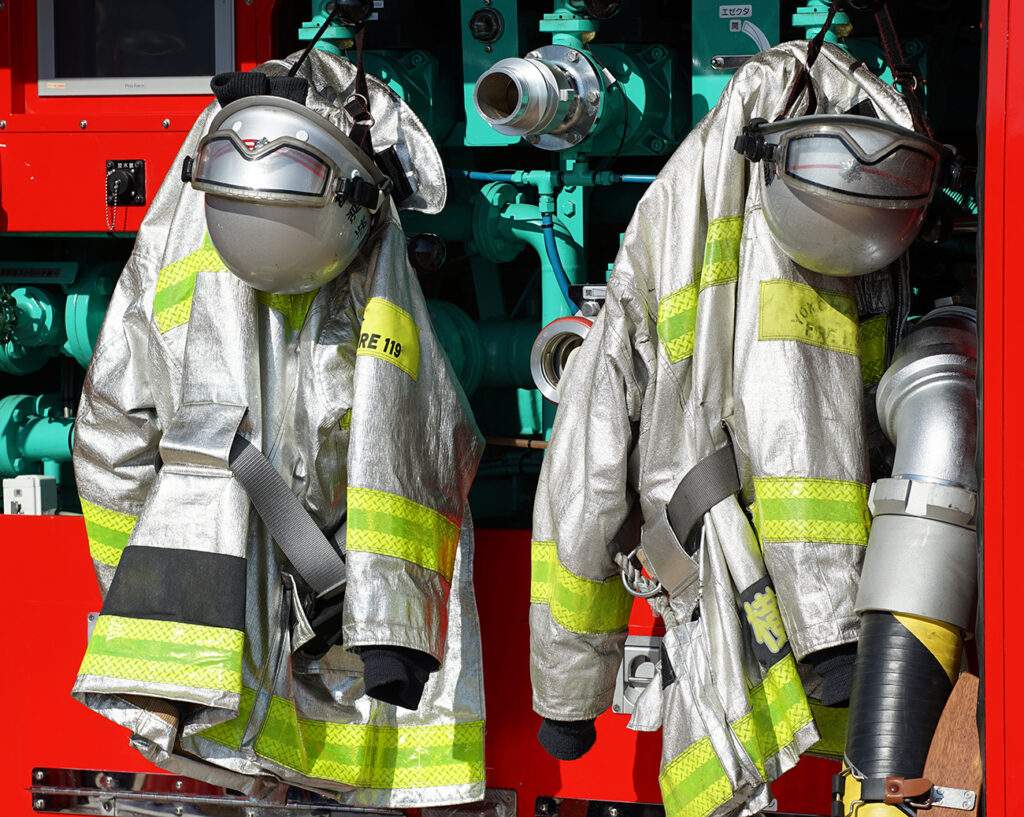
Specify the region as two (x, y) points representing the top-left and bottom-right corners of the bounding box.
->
(859, 315), (887, 386)
(758, 280), (859, 355)
(700, 216), (743, 290)
(347, 487), (460, 580)
(530, 540), (555, 604)
(807, 701), (848, 759)
(153, 234), (228, 333)
(660, 736), (733, 817)
(78, 615), (243, 694)
(339, 409), (352, 430)
(894, 613), (963, 684)
(658, 284), (698, 363)
(201, 687), (485, 790)
(752, 477), (871, 546)
(732, 654), (813, 778)
(530, 539), (633, 634)
(357, 297), (421, 380)
(256, 290), (318, 331)
(81, 498), (137, 567)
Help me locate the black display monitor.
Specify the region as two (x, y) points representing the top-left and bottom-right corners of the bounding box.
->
(37, 0), (234, 96)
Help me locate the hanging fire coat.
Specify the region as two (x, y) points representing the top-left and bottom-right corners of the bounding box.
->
(71, 51), (486, 809)
(530, 42), (912, 817)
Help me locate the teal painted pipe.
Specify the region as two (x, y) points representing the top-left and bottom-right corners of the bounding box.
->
(0, 394), (74, 477)
(427, 300), (536, 395)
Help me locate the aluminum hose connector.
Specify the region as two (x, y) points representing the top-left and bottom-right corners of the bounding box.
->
(842, 307), (978, 801)
(473, 45), (604, 151)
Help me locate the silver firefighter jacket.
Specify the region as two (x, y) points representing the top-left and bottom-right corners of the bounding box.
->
(72, 51), (486, 809)
(530, 42), (911, 817)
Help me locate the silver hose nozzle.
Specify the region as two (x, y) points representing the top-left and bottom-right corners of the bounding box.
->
(474, 56), (573, 138)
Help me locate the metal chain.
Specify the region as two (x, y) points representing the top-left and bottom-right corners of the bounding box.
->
(105, 169), (119, 231)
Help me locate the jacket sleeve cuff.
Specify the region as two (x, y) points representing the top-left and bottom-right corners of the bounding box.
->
(537, 718), (597, 760)
(358, 646), (439, 710)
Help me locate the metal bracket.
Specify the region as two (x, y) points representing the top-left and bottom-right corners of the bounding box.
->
(29, 768), (400, 816)
(931, 786), (977, 812)
(612, 635), (662, 715)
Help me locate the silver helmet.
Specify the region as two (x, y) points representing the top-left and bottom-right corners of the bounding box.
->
(737, 114), (947, 277)
(187, 95), (391, 294)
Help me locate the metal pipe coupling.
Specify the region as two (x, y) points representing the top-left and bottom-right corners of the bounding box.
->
(530, 316), (593, 402)
(473, 45), (606, 151)
(855, 307), (979, 630)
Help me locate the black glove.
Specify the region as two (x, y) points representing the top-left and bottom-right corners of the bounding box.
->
(359, 646), (438, 710)
(806, 643), (858, 706)
(537, 718), (597, 760)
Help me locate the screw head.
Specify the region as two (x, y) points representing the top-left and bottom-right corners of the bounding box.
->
(34, 798), (45, 810)
(526, 51), (540, 60)
(34, 770), (44, 781)
(162, 119), (171, 129)
(79, 120), (88, 129)
(607, 809), (620, 817)
(174, 780), (184, 790)
(567, 132), (582, 144)
(525, 134), (540, 145)
(174, 807), (184, 817)
(0, 120), (6, 129)
(567, 50), (580, 63)
(485, 44), (493, 53)
(586, 89), (600, 104)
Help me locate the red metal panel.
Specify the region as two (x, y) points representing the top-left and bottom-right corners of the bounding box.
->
(983, 2), (1012, 816)
(3, 520), (833, 816)
(0, 516), (161, 817)
(0, 0), (275, 232)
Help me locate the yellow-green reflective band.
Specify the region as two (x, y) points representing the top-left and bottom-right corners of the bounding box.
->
(339, 409), (352, 431)
(752, 477), (871, 546)
(256, 290), (318, 331)
(78, 615), (243, 694)
(81, 498), (137, 568)
(347, 487), (460, 581)
(658, 284), (698, 364)
(153, 234), (228, 334)
(202, 687), (485, 790)
(807, 701), (848, 760)
(758, 280), (859, 355)
(700, 217), (743, 290)
(530, 539), (633, 634)
(859, 314), (887, 386)
(530, 540), (555, 604)
(736, 655), (813, 777)
(660, 735), (733, 817)
(357, 297), (421, 380)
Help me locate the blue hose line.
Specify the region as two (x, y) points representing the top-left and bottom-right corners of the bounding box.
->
(449, 170), (518, 183)
(448, 170), (657, 185)
(541, 214), (577, 314)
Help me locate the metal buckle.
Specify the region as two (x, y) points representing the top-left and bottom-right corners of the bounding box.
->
(619, 545), (663, 598)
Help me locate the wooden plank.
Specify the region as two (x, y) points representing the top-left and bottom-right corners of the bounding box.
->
(923, 672), (982, 817)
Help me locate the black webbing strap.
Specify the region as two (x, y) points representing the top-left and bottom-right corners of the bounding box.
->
(666, 443), (741, 548)
(344, 29), (375, 158)
(873, 4), (932, 137)
(228, 435), (346, 599)
(777, 1), (837, 121)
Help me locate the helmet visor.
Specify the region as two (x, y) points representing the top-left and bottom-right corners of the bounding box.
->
(779, 128), (939, 208)
(192, 132), (335, 205)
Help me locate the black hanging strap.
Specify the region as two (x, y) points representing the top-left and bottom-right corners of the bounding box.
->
(872, 4), (932, 137)
(776, 2), (837, 120)
(344, 29), (375, 158)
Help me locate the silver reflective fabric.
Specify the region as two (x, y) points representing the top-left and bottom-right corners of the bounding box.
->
(531, 42), (908, 817)
(72, 50), (485, 809)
